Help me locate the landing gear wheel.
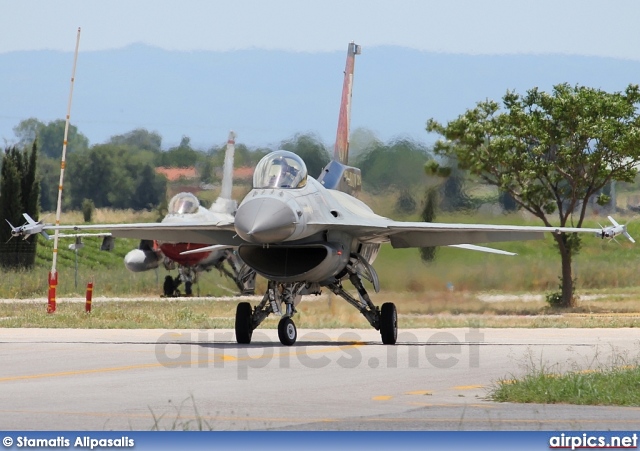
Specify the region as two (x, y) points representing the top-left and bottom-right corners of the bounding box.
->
(380, 302), (397, 345)
(278, 316), (297, 346)
(235, 302), (253, 344)
(163, 275), (175, 297)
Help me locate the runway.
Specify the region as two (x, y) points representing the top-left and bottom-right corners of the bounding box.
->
(1, 327), (639, 430)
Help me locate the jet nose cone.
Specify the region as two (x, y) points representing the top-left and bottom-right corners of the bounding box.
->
(235, 197), (297, 243)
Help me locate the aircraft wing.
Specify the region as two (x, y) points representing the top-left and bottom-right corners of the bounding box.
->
(11, 213), (616, 250)
(314, 218), (605, 248)
(22, 221), (242, 246)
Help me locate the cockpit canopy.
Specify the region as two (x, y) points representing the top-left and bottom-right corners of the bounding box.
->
(253, 150), (308, 189)
(168, 192), (200, 215)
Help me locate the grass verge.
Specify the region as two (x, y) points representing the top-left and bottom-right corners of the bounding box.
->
(489, 365), (640, 406)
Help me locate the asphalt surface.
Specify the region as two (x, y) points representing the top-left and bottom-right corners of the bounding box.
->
(1, 327), (639, 431)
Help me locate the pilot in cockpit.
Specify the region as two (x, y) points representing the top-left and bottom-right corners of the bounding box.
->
(254, 150), (307, 189)
(277, 159), (299, 188)
(167, 192), (200, 215)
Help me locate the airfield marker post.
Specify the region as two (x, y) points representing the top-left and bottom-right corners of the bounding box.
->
(49, 27), (81, 313)
(47, 271), (57, 313)
(85, 281), (93, 313)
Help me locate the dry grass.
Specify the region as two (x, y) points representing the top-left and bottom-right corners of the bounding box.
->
(2, 288), (640, 329)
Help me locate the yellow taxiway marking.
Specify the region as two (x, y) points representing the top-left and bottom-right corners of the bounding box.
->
(405, 390), (432, 396)
(453, 385), (484, 390)
(372, 395), (393, 401)
(0, 343), (362, 382)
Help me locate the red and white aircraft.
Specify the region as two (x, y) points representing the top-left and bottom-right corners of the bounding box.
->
(123, 132), (256, 296)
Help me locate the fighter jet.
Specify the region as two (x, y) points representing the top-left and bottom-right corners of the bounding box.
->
(122, 131), (256, 297)
(9, 43), (631, 345)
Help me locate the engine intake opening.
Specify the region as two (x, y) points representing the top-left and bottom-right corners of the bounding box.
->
(238, 245), (327, 278)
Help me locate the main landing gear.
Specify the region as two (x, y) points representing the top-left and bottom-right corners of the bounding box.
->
(233, 270), (398, 346)
(327, 270), (397, 345)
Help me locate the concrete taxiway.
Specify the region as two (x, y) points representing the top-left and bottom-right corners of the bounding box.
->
(1, 327), (639, 430)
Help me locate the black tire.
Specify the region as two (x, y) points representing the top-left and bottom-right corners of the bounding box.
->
(278, 316), (297, 346)
(380, 302), (397, 345)
(235, 302), (253, 344)
(163, 275), (175, 297)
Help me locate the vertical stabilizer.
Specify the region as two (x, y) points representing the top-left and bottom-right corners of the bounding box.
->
(318, 42), (362, 196)
(334, 42), (361, 165)
(210, 131), (238, 215)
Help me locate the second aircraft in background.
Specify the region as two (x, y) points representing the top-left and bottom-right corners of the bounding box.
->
(123, 131), (256, 297)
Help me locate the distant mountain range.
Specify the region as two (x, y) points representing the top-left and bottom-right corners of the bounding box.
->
(2, 44), (640, 150)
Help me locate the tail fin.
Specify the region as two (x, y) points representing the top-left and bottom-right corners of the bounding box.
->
(334, 42), (361, 164)
(210, 130), (238, 215)
(318, 42), (362, 196)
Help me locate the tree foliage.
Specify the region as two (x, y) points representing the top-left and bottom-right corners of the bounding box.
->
(419, 186), (439, 263)
(427, 83), (640, 306)
(0, 144), (39, 268)
(279, 133), (330, 178)
(108, 128), (162, 153)
(13, 118), (89, 158)
(66, 144), (166, 210)
(156, 136), (200, 167)
(356, 138), (432, 192)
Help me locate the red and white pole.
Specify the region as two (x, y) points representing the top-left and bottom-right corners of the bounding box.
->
(49, 27), (81, 313)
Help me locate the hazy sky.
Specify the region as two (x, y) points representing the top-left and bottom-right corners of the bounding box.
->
(2, 0), (640, 59)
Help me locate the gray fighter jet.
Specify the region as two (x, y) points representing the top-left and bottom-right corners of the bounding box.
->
(10, 43), (631, 345)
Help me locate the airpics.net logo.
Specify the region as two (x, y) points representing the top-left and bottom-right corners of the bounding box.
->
(154, 328), (484, 379)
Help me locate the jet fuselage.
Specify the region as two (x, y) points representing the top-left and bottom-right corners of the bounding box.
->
(234, 175), (380, 283)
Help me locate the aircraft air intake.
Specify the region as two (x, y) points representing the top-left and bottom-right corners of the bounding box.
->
(238, 243), (349, 283)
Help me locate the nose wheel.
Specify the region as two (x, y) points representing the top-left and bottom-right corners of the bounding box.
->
(278, 316), (297, 346)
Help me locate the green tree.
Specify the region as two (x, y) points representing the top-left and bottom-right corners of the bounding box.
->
(280, 133), (330, 178)
(348, 127), (382, 165)
(357, 139), (431, 192)
(427, 83), (640, 307)
(37, 156), (62, 212)
(157, 135), (200, 167)
(108, 128), (162, 152)
(13, 118), (89, 158)
(419, 185), (439, 263)
(0, 144), (39, 268)
(66, 144), (163, 210)
(131, 164), (167, 210)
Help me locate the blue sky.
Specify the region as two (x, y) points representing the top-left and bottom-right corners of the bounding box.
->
(2, 0), (640, 59)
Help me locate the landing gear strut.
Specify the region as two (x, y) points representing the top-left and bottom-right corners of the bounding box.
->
(233, 280), (306, 346)
(232, 266), (397, 345)
(327, 267), (398, 345)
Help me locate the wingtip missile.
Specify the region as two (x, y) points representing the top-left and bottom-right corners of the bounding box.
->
(598, 216), (635, 243)
(6, 214), (49, 240)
